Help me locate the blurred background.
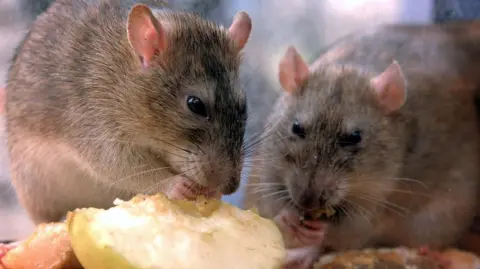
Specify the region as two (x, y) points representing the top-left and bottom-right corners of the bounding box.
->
(0, 0), (476, 241)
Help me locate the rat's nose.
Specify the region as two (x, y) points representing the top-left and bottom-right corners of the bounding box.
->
(220, 176), (240, 195)
(298, 191), (328, 210)
(318, 196), (327, 208)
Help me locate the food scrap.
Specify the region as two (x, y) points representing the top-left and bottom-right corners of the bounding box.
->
(0, 222), (82, 269)
(312, 208), (336, 219)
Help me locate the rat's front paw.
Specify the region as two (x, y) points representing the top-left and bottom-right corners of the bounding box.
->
(0, 243), (14, 264)
(283, 246), (321, 269)
(292, 222), (326, 248)
(274, 209), (326, 249)
(167, 176), (218, 200)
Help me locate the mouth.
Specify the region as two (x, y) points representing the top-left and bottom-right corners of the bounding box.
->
(168, 176), (221, 201)
(300, 205), (343, 224)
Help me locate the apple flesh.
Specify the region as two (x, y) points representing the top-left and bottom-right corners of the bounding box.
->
(67, 194), (286, 269)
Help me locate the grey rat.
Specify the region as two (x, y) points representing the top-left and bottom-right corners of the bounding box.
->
(244, 22), (480, 268)
(5, 0), (252, 224)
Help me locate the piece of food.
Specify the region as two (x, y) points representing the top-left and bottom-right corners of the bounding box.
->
(67, 194), (286, 269)
(314, 247), (480, 269)
(311, 208), (336, 219)
(1, 222), (82, 269)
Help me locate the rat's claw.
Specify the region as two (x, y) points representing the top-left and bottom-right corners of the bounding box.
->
(292, 223), (326, 247)
(0, 243), (14, 265)
(274, 209), (326, 248)
(167, 177), (194, 200)
(273, 209), (301, 248)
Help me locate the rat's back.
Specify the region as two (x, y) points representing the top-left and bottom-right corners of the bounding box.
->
(6, 0), (156, 134)
(4, 0), (169, 223)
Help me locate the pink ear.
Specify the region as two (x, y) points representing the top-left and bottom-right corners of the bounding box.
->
(370, 61), (407, 113)
(0, 87), (4, 114)
(127, 4), (168, 68)
(278, 46), (310, 94)
(227, 11), (252, 52)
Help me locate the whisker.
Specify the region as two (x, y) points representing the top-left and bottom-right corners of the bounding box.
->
(386, 177), (429, 189)
(342, 197), (376, 226)
(70, 137), (192, 160)
(337, 202), (354, 222)
(142, 167), (198, 194)
(352, 193), (409, 218)
(108, 166), (171, 189)
(245, 182), (285, 187)
(260, 189), (289, 200)
(248, 186), (280, 195)
(272, 193), (291, 207)
(242, 113), (286, 154)
(349, 180), (430, 197)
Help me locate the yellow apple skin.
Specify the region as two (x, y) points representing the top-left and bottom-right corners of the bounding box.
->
(67, 209), (138, 269)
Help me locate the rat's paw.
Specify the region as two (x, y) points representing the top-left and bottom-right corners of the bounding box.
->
(167, 177), (218, 200)
(283, 246), (321, 269)
(0, 243), (14, 265)
(292, 222), (326, 247)
(417, 246), (452, 269)
(274, 209), (326, 249)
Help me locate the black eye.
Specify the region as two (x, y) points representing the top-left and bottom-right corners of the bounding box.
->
(292, 119), (306, 138)
(339, 130), (362, 147)
(187, 96), (207, 117)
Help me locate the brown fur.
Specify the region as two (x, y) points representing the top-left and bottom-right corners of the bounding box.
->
(6, 0), (249, 224)
(245, 21), (480, 257)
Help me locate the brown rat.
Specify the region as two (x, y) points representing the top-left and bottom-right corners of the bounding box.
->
(244, 22), (480, 268)
(5, 0), (252, 224)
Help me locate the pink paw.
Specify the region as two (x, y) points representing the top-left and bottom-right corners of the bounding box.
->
(0, 243), (13, 265)
(283, 246), (321, 269)
(274, 209), (326, 249)
(167, 177), (218, 200)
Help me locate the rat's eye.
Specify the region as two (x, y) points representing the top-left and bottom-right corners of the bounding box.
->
(187, 96), (207, 117)
(292, 119), (306, 138)
(339, 130), (362, 147)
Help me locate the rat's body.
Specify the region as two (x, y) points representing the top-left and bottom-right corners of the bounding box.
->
(6, 0), (252, 224)
(244, 22), (480, 268)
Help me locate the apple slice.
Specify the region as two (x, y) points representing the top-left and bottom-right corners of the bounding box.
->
(67, 194), (286, 269)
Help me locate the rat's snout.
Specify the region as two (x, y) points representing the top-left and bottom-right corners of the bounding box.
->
(287, 170), (344, 222)
(196, 147), (241, 195)
(221, 175), (240, 195)
(298, 193), (327, 210)
(290, 173), (337, 211)
(297, 191), (328, 211)
(293, 188), (343, 223)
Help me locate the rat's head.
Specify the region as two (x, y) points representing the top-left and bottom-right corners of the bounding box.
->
(264, 47), (407, 223)
(118, 5), (252, 195)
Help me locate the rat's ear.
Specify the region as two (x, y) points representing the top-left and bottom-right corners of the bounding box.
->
(278, 46), (310, 94)
(370, 61), (407, 113)
(228, 11), (252, 52)
(127, 4), (168, 68)
(0, 87), (4, 115)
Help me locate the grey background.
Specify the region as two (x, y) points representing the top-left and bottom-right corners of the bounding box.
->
(0, 0), (459, 241)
